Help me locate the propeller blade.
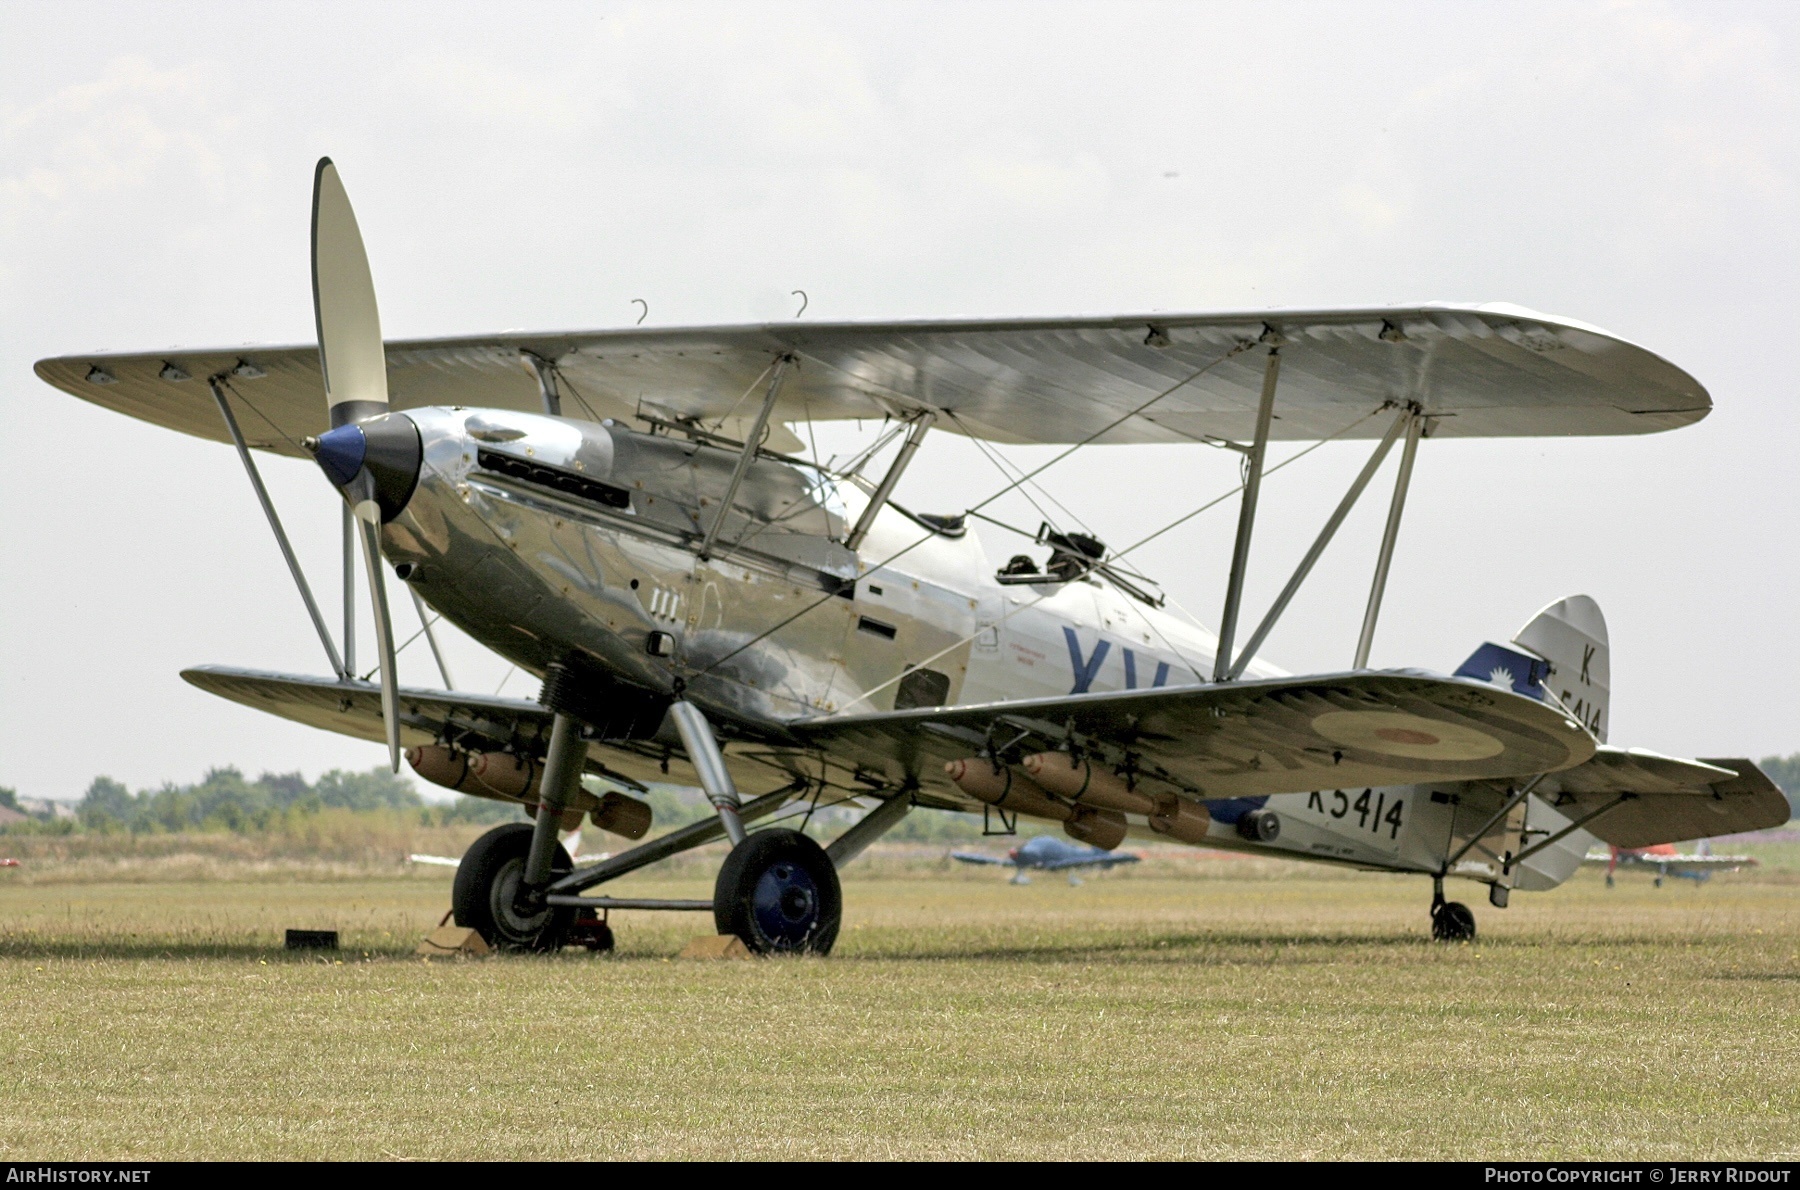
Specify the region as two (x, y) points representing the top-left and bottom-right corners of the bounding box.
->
(355, 499), (402, 772)
(310, 158), (389, 428)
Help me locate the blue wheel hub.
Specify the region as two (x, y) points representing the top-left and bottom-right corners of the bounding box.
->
(751, 861), (821, 946)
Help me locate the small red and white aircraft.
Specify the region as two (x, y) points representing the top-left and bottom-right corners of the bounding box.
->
(33, 159), (1789, 953)
(1584, 840), (1758, 887)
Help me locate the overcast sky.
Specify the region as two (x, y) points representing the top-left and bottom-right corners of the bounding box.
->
(3, 0), (1795, 802)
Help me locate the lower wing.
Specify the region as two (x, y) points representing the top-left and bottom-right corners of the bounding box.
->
(800, 669), (1595, 806)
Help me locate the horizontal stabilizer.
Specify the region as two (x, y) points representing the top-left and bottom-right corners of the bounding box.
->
(1536, 750), (1789, 847)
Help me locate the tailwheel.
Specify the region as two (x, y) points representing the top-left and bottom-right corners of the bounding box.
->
(1431, 899), (1477, 943)
(714, 828), (842, 955)
(452, 822), (576, 952)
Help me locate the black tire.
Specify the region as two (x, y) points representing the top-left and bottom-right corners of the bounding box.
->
(451, 822), (575, 952)
(1431, 900), (1477, 943)
(714, 828), (842, 955)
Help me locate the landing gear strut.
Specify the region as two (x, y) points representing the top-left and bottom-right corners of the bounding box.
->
(669, 698), (844, 954)
(1430, 876), (1476, 943)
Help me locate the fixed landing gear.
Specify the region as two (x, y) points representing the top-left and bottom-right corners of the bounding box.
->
(1429, 876), (1477, 943)
(714, 828), (842, 955)
(453, 822), (576, 951)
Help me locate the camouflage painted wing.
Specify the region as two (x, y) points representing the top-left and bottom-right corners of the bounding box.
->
(795, 669), (1596, 805)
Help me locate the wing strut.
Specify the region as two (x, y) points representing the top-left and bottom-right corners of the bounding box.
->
(845, 410), (936, 551)
(522, 351), (561, 417)
(1213, 346), (1281, 680)
(208, 378), (346, 680)
(1509, 793), (1634, 868)
(1442, 773), (1545, 872)
(699, 356), (791, 560)
(1353, 409), (1423, 668)
(1226, 406), (1409, 680)
(409, 587), (455, 689)
(340, 505), (356, 676)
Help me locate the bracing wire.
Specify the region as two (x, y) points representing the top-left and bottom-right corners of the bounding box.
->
(706, 359), (779, 433)
(362, 609), (442, 681)
(1107, 404), (1382, 561)
(946, 410), (1097, 538)
(691, 342), (1251, 679)
(550, 368), (606, 424)
(823, 400), (1390, 714)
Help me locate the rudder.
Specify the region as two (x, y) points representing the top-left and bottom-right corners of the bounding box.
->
(1452, 594), (1609, 743)
(1513, 595), (1609, 742)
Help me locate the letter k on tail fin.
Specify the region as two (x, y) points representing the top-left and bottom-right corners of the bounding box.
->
(1512, 595), (1610, 742)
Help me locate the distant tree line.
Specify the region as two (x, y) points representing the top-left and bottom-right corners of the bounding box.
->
(6, 750), (1793, 839)
(0, 767), (518, 835)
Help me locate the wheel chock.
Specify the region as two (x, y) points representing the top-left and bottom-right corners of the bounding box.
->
(678, 934), (750, 960)
(416, 925), (491, 959)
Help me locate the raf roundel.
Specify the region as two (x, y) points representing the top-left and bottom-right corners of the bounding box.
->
(1310, 711), (1505, 762)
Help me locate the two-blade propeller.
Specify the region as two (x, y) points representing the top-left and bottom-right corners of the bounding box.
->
(309, 158), (402, 771)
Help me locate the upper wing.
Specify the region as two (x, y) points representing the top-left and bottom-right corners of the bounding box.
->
(36, 303), (1707, 456)
(1537, 750), (1790, 848)
(796, 670), (1595, 804)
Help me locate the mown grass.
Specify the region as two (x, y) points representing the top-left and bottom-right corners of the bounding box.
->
(1, 856), (1797, 1160)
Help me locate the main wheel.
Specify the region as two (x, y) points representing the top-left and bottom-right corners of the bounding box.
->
(714, 828), (842, 955)
(1431, 899), (1477, 943)
(452, 822), (575, 952)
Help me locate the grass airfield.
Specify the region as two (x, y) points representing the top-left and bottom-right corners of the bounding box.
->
(2, 851), (1798, 1161)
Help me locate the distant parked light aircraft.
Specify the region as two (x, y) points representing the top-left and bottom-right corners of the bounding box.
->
(1583, 841), (1757, 888)
(952, 834), (1143, 883)
(33, 157), (1790, 954)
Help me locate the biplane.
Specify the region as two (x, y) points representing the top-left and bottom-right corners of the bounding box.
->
(33, 159), (1789, 952)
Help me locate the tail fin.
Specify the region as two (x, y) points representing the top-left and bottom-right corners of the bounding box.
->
(1514, 595), (1610, 742)
(1452, 594), (1610, 742)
